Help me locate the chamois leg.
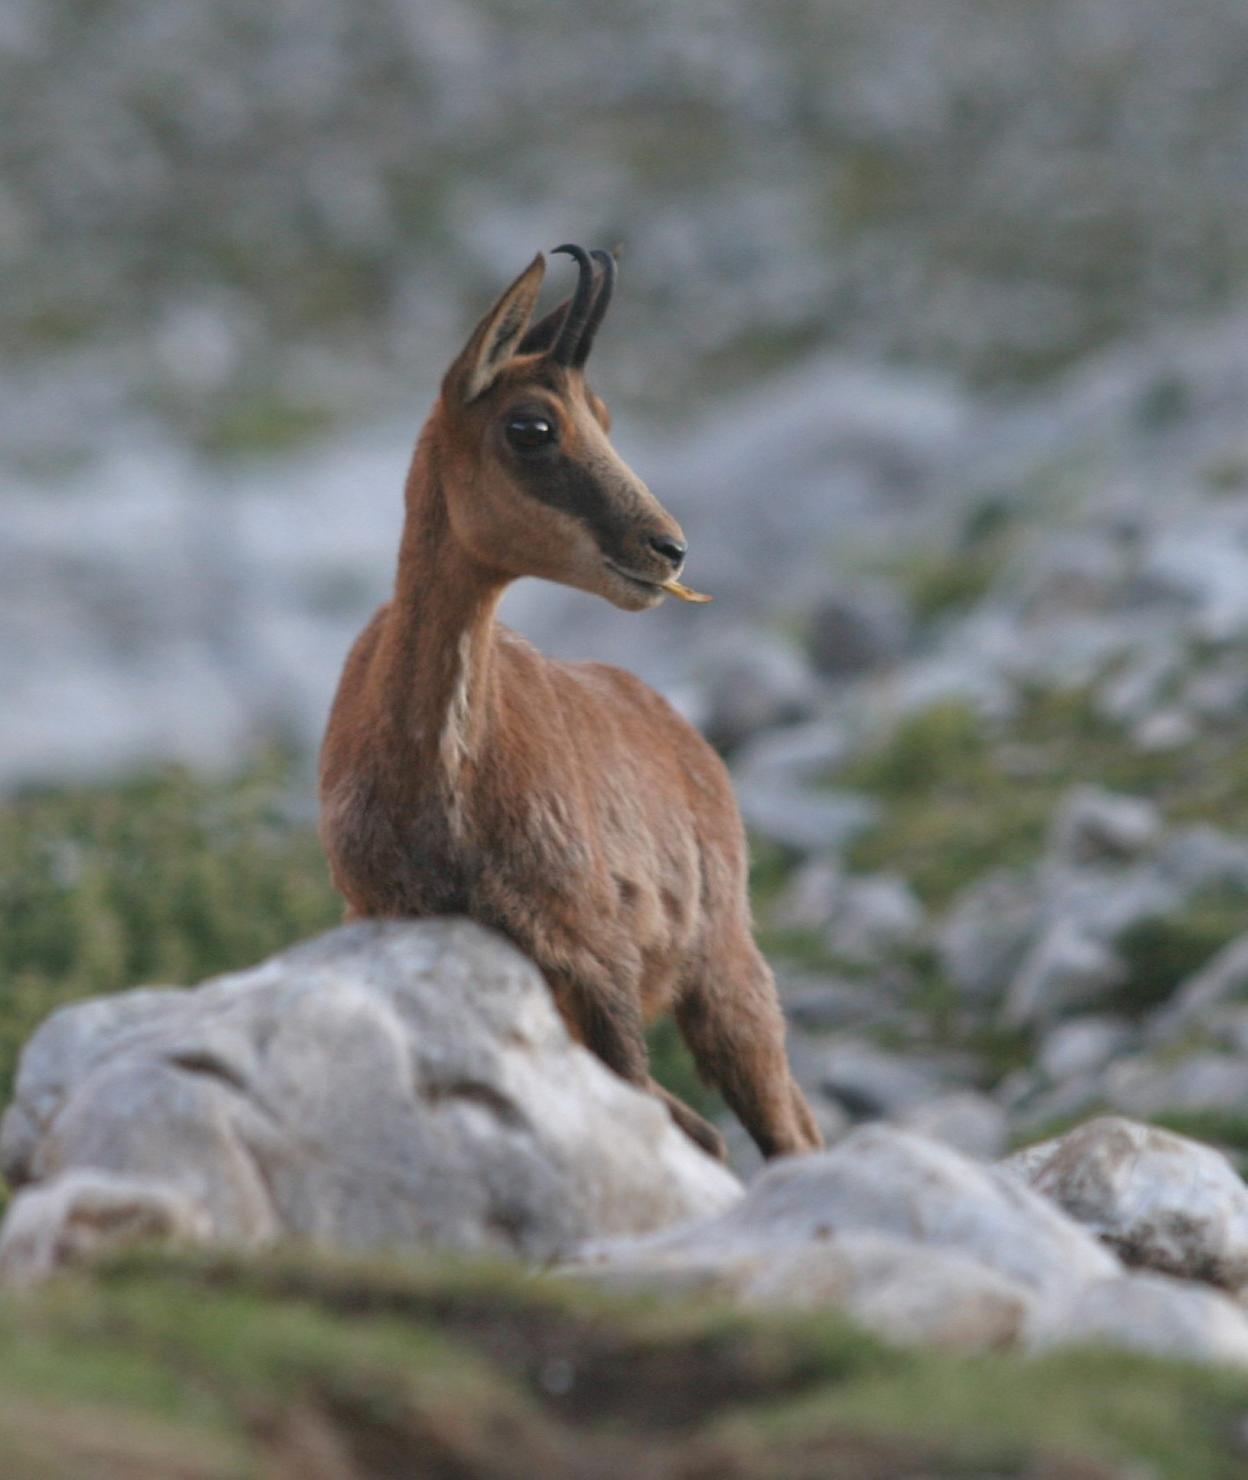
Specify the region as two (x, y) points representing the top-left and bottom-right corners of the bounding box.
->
(548, 971), (727, 1160)
(676, 934), (823, 1160)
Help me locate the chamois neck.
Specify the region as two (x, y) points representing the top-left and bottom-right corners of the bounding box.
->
(380, 429), (507, 776)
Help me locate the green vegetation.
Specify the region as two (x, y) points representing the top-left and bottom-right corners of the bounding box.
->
(0, 755), (341, 1102)
(1113, 888), (1248, 1015)
(841, 697), (1054, 909)
(840, 685), (1248, 911)
(887, 492), (1017, 625)
(0, 1246), (1237, 1478)
(196, 391), (336, 457)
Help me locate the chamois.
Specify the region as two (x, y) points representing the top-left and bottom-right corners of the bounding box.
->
(319, 245), (822, 1160)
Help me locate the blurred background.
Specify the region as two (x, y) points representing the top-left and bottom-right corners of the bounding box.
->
(7, 0), (1248, 1162)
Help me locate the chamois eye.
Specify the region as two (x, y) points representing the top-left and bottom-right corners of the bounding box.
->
(506, 416), (556, 451)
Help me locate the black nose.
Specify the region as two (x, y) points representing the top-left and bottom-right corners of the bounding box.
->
(649, 535), (687, 568)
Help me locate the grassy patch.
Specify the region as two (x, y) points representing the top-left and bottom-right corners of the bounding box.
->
(890, 492), (1017, 625)
(840, 685), (1248, 912)
(1112, 887), (1248, 1015)
(197, 391), (335, 457)
(841, 698), (1054, 909)
(0, 755), (341, 1102)
(0, 1247), (1243, 1478)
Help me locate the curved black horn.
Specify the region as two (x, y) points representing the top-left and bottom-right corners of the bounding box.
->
(549, 244), (597, 366)
(572, 248), (617, 368)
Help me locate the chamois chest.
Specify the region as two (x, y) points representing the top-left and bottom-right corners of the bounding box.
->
(322, 744), (600, 927)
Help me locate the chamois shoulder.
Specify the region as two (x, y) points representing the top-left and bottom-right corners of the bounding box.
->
(497, 627), (734, 801)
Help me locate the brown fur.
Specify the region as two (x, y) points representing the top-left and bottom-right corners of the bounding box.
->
(319, 252), (821, 1161)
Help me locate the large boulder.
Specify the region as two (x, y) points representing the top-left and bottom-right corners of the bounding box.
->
(573, 1123), (1248, 1366)
(574, 1126), (1118, 1313)
(1005, 1116), (1248, 1293)
(0, 920), (740, 1279)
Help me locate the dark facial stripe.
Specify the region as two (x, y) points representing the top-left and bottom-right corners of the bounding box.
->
(511, 450), (636, 552)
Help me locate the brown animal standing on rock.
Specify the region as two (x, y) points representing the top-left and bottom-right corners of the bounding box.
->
(319, 245), (822, 1161)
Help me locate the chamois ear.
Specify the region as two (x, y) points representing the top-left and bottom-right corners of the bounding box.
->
(447, 253), (546, 404)
(517, 298), (570, 356)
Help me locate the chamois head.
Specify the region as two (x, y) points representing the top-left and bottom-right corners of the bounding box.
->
(432, 245), (700, 612)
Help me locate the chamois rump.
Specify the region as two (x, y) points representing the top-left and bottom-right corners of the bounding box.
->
(319, 245), (821, 1160)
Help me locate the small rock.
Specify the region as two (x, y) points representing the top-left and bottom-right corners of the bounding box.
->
(1049, 786), (1162, 867)
(1037, 1016), (1134, 1083)
(825, 874), (924, 966)
(897, 1092), (1008, 1160)
(1007, 1073), (1112, 1143)
(1132, 708), (1198, 752)
(772, 858), (844, 931)
(1097, 647), (1184, 726)
(1104, 1052), (1248, 1119)
(805, 584), (910, 678)
(1157, 826), (1248, 893)
(696, 632), (818, 752)
(1039, 859), (1179, 944)
(0, 1171), (211, 1283)
(937, 872), (1038, 1003)
(731, 718), (851, 789)
(818, 1043), (949, 1121)
(1002, 921), (1125, 1028)
(1006, 1116), (1248, 1292)
(780, 972), (894, 1032)
(1183, 661), (1248, 720)
(736, 781), (878, 855)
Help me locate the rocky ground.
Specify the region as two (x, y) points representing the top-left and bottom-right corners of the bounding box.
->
(5, 921), (1248, 1477)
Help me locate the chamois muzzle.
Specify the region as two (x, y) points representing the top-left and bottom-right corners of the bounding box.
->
(648, 534), (687, 569)
(550, 243), (615, 369)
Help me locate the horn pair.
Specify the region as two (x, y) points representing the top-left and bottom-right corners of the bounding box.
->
(549, 244), (616, 369)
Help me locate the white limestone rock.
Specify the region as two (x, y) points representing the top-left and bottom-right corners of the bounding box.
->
(1005, 1116), (1248, 1292)
(1049, 786), (1162, 867)
(578, 1231), (1034, 1352)
(1032, 1272), (1248, 1368)
(0, 1170), (212, 1283)
(577, 1126), (1118, 1298)
(0, 920), (741, 1277)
